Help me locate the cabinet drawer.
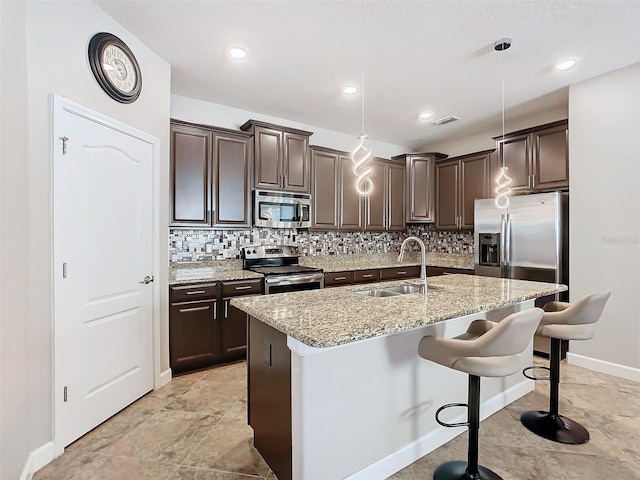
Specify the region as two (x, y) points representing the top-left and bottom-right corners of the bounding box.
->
(222, 279), (263, 297)
(380, 266), (421, 280)
(170, 283), (219, 303)
(427, 267), (474, 277)
(354, 269), (380, 284)
(324, 271), (354, 287)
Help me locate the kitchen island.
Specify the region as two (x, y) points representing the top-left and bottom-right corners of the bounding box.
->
(231, 275), (566, 480)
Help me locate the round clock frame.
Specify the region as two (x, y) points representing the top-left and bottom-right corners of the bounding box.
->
(88, 32), (142, 104)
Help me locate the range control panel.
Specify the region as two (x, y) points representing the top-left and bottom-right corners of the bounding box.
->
(243, 245), (299, 260)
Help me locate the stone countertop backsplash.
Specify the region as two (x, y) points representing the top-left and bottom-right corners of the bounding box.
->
(301, 252), (474, 272)
(231, 275), (567, 349)
(169, 253), (475, 285)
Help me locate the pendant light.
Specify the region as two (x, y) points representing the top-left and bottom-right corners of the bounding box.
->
(495, 79), (512, 209)
(351, 0), (373, 195)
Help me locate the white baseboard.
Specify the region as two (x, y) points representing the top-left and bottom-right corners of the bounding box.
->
(346, 379), (534, 480)
(19, 441), (56, 480)
(156, 367), (172, 389)
(567, 352), (640, 383)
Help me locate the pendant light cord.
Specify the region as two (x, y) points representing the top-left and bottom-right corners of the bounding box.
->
(502, 79), (505, 168)
(361, 0), (365, 135)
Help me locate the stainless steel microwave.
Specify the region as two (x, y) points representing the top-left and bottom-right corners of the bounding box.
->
(253, 190), (311, 229)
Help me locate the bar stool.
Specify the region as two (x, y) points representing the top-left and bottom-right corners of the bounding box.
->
(520, 292), (611, 444)
(419, 308), (544, 480)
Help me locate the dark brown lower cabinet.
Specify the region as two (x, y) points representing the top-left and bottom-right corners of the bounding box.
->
(324, 266), (419, 287)
(221, 299), (249, 357)
(248, 317), (292, 480)
(170, 291), (220, 373)
(170, 279), (263, 373)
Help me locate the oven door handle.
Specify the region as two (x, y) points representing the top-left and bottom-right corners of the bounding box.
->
(264, 273), (324, 286)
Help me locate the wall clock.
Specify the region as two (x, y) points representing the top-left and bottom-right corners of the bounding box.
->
(88, 32), (142, 104)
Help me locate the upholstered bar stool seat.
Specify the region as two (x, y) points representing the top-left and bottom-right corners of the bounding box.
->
(521, 292), (611, 444)
(419, 308), (544, 480)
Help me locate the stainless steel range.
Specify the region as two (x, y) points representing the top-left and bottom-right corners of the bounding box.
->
(243, 245), (324, 294)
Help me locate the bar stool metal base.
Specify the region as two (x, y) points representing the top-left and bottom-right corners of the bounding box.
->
(434, 460), (503, 480)
(520, 410), (589, 444)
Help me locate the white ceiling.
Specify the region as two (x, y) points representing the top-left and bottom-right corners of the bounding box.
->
(96, 0), (640, 150)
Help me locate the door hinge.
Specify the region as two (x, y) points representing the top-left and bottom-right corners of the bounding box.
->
(63, 262), (68, 278)
(64, 386), (68, 402)
(60, 136), (69, 155)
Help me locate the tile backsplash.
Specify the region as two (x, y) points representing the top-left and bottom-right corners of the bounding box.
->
(169, 225), (473, 263)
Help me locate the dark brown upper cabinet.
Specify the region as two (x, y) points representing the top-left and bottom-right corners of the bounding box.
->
(365, 159), (406, 231)
(170, 120), (252, 228)
(435, 150), (492, 231)
(240, 120), (313, 193)
(310, 146), (362, 230)
(393, 152), (448, 223)
(311, 146), (405, 231)
(494, 119), (568, 193)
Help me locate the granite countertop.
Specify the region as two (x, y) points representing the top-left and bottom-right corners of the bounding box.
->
(300, 252), (474, 272)
(169, 260), (263, 285)
(169, 253), (474, 285)
(231, 275), (567, 348)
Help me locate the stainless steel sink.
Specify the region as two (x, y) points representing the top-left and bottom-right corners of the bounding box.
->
(356, 289), (402, 297)
(383, 284), (425, 294)
(355, 283), (426, 297)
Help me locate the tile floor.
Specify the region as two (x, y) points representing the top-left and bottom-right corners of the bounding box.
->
(35, 358), (640, 480)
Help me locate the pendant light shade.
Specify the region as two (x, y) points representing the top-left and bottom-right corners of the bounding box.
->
(495, 79), (512, 208)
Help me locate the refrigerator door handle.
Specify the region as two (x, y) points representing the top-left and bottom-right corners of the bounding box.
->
(500, 213), (511, 278)
(505, 213), (512, 275)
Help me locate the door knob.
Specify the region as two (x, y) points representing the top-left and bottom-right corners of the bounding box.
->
(140, 275), (154, 284)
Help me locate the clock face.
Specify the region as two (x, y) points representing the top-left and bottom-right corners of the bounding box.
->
(88, 32), (142, 103)
(102, 44), (137, 94)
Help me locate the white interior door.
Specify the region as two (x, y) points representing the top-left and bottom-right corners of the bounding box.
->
(53, 97), (155, 448)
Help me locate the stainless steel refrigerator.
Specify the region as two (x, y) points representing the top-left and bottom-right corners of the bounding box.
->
(474, 191), (569, 355)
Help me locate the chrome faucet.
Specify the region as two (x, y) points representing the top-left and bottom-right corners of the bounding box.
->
(397, 236), (427, 287)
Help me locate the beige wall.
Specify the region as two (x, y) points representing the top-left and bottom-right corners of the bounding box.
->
(421, 104), (568, 158)
(568, 62), (640, 375)
(1, 1), (171, 478)
(171, 95), (411, 158)
(1, 2), (31, 479)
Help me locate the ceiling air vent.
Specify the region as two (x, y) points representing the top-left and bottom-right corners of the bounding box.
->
(433, 115), (461, 126)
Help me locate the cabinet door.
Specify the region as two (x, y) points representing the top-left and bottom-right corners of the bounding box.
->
(221, 298), (248, 357)
(497, 134), (531, 192)
(254, 126), (282, 190)
(459, 154), (490, 230)
(365, 161), (386, 231)
(213, 133), (251, 226)
(169, 300), (218, 371)
(283, 132), (310, 192)
(387, 163), (406, 231)
(311, 149), (340, 229)
(532, 123), (568, 190)
(170, 124), (211, 226)
(406, 156), (435, 222)
(435, 160), (459, 230)
(339, 154), (363, 230)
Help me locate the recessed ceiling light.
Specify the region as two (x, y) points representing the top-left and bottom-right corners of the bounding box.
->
(229, 47), (248, 60)
(556, 59), (577, 71)
(343, 85), (358, 95)
(419, 112), (434, 120)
